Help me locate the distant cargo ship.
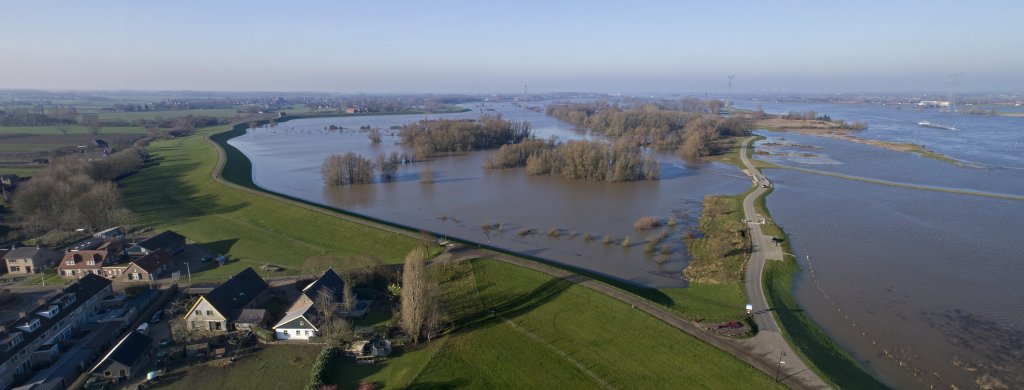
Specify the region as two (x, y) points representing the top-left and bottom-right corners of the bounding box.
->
(918, 121), (958, 130)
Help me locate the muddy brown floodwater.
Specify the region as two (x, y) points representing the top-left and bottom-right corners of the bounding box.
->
(229, 102), (750, 287)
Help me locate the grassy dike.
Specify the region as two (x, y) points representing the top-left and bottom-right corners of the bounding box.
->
(121, 119), (421, 280)
(328, 258), (783, 389)
(746, 141), (886, 388)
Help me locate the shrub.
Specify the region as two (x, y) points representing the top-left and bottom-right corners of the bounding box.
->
(634, 216), (662, 230)
(307, 346), (338, 390)
(602, 235), (612, 245)
(621, 237), (631, 247)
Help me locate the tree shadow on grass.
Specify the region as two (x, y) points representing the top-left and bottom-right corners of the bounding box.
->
(198, 238), (239, 255)
(451, 277), (573, 332)
(121, 157), (248, 227)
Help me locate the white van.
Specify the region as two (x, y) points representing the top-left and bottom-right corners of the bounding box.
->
(136, 322), (150, 335)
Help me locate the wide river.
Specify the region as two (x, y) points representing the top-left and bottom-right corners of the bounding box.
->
(229, 102), (749, 288)
(231, 99), (1024, 388)
(737, 99), (1024, 389)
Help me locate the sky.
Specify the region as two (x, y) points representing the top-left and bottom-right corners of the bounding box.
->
(1, 0), (1022, 94)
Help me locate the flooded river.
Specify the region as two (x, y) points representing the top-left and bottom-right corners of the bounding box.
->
(229, 102), (749, 288)
(740, 100), (1024, 388)
(231, 98), (1024, 388)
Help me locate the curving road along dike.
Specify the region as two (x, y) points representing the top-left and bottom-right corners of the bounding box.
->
(734, 137), (829, 389)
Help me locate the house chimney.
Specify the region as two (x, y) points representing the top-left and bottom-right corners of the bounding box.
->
(17, 311), (26, 319)
(38, 299), (46, 306)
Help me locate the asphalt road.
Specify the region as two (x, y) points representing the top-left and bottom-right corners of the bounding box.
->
(736, 137), (830, 389)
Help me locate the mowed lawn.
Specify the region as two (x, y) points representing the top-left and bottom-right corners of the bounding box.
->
(161, 344), (322, 390)
(330, 259), (782, 389)
(119, 127), (418, 280)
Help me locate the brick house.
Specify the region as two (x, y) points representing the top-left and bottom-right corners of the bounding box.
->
(57, 241), (124, 279)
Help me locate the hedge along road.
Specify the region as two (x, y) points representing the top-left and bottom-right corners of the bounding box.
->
(207, 120), (830, 389)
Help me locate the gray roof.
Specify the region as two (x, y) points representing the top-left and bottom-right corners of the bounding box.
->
(91, 331), (152, 373)
(236, 309), (268, 325)
(202, 267), (268, 322)
(3, 246), (61, 261)
(135, 230), (185, 252)
(1, 274), (112, 363)
(273, 269), (346, 330)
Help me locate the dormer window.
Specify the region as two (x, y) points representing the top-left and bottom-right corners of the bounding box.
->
(66, 260), (75, 266)
(87, 260), (96, 265)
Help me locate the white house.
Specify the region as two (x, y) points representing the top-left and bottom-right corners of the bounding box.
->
(273, 268), (348, 341)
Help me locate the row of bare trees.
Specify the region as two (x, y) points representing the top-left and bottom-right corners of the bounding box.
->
(486, 138), (660, 182)
(399, 115), (532, 159)
(321, 152), (405, 185)
(11, 148), (146, 233)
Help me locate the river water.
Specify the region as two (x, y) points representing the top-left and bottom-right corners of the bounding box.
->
(231, 99), (1024, 388)
(738, 100), (1024, 388)
(228, 102), (750, 288)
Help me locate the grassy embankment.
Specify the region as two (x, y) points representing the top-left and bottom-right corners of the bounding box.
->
(656, 136), (753, 323)
(119, 124), (419, 280)
(738, 137), (885, 388)
(328, 258), (783, 389)
(161, 344), (323, 390)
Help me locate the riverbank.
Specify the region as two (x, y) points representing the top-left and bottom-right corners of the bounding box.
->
(755, 118), (965, 165)
(743, 138), (886, 388)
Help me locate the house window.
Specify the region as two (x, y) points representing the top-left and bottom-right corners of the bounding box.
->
(206, 310), (212, 316)
(9, 266), (19, 272)
(87, 260), (96, 265)
(194, 309), (201, 316)
(66, 260), (75, 266)
(105, 371), (112, 377)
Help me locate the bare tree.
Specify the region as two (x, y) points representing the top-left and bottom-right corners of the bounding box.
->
(341, 275), (356, 313)
(367, 127), (383, 143)
(400, 246), (428, 343)
(312, 289), (347, 345)
(377, 152), (400, 181)
(56, 124), (71, 136)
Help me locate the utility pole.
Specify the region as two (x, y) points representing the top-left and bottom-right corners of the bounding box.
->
(774, 350), (782, 380)
(727, 75), (735, 95)
(947, 72), (964, 112)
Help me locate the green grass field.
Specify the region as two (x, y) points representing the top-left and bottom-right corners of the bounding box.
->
(161, 344), (323, 390)
(119, 126), (419, 280)
(329, 259), (782, 389)
(96, 108), (244, 121)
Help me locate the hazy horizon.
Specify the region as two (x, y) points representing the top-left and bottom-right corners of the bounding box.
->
(2, 0), (1022, 94)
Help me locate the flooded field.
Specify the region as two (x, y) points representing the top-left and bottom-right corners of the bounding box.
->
(229, 102), (750, 287)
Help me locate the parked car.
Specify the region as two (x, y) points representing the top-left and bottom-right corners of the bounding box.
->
(137, 323), (150, 334)
(150, 310), (164, 324)
(200, 256), (214, 263)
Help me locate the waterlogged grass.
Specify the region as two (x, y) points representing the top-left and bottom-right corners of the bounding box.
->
(120, 126), (419, 280)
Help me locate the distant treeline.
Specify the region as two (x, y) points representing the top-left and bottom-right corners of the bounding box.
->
(399, 115), (532, 159)
(545, 101), (752, 159)
(0, 105), (227, 133)
(780, 111), (867, 130)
